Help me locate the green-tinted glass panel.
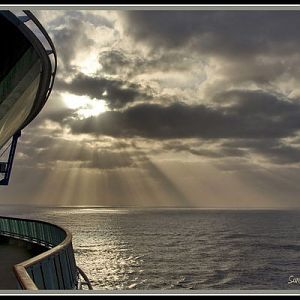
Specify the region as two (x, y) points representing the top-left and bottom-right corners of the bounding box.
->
(0, 45), (41, 149)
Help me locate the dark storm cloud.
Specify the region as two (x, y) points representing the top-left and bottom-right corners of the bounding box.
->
(163, 140), (246, 159)
(223, 139), (300, 165)
(17, 135), (137, 170)
(213, 90), (295, 116)
(56, 73), (152, 109)
(66, 90), (300, 140)
(122, 11), (300, 58)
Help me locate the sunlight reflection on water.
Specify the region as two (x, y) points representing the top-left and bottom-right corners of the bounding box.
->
(2, 206), (300, 290)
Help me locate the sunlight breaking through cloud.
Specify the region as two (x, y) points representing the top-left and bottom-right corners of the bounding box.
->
(62, 92), (108, 119)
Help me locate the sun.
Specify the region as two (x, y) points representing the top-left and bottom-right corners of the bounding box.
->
(62, 92), (108, 119)
(75, 53), (100, 76)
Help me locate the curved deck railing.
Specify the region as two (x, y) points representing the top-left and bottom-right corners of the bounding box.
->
(22, 10), (57, 104)
(0, 216), (89, 290)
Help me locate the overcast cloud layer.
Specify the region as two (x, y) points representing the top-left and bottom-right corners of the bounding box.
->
(3, 9), (300, 208)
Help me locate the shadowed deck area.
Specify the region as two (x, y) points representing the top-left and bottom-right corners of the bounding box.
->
(0, 238), (45, 290)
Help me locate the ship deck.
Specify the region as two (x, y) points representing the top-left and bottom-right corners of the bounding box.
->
(0, 242), (34, 289)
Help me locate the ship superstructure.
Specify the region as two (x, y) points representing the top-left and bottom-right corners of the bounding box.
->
(0, 10), (56, 185)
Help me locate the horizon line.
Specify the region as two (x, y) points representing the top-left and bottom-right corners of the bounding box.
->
(1, 204), (300, 210)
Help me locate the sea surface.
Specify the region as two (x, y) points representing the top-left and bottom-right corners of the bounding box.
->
(2, 206), (300, 291)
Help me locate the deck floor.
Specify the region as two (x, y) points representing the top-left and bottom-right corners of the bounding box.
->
(0, 242), (34, 290)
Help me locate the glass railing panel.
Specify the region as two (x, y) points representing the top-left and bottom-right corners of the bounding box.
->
(40, 259), (56, 289)
(46, 256), (60, 289)
(53, 255), (65, 289)
(58, 250), (72, 289)
(67, 244), (77, 283)
(31, 263), (45, 289)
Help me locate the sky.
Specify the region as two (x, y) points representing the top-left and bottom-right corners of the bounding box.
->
(2, 8), (300, 208)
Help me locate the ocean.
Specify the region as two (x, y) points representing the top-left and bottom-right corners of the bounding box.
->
(2, 206), (300, 291)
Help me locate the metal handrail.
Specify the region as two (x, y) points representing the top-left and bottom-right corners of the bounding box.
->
(0, 216), (91, 290)
(77, 266), (93, 290)
(22, 10), (57, 103)
(13, 230), (73, 290)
